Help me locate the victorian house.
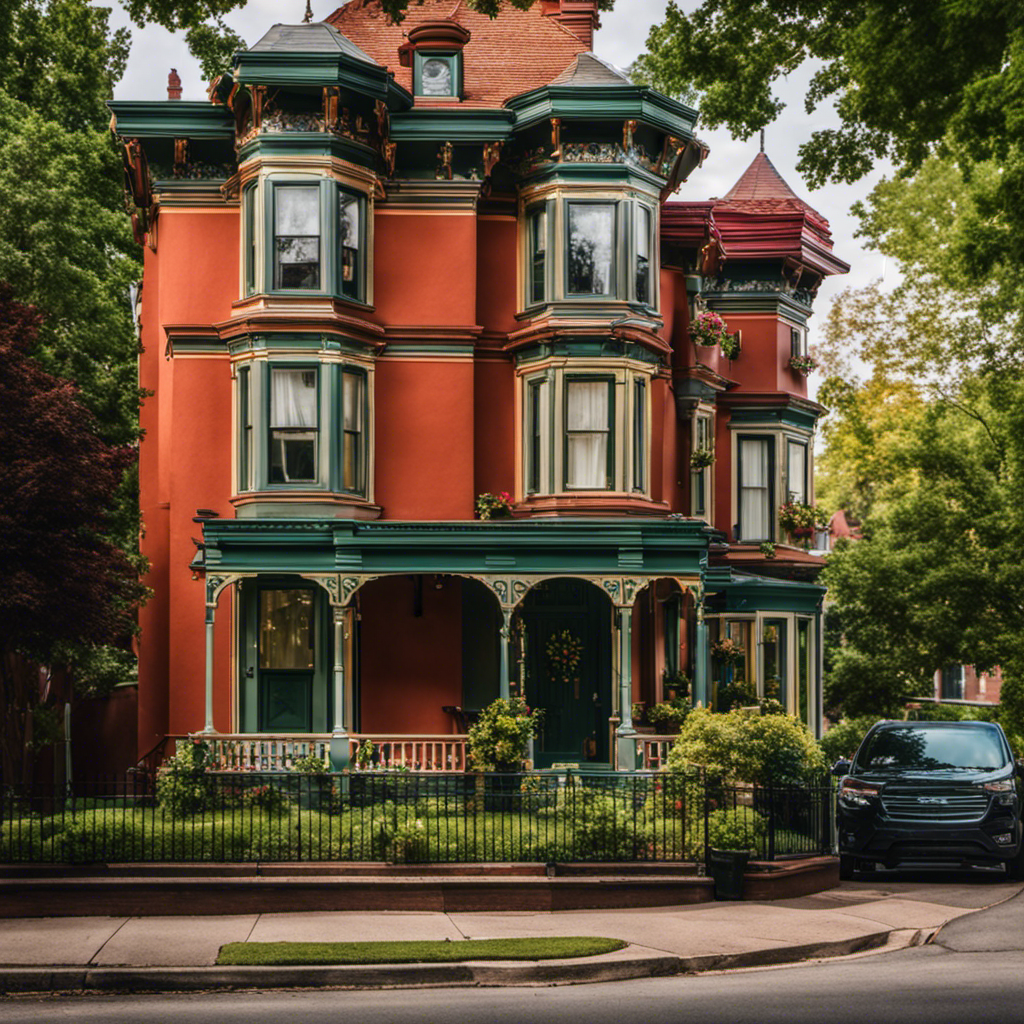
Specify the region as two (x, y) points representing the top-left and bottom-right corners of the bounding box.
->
(110, 0), (847, 773)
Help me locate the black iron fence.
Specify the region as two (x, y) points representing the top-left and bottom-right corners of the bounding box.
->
(0, 769), (835, 866)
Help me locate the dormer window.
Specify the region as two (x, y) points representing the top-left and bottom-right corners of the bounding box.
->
(419, 55), (455, 96)
(406, 20), (470, 100)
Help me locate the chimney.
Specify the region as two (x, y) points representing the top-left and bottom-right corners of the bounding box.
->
(167, 68), (182, 101)
(542, 1), (600, 51)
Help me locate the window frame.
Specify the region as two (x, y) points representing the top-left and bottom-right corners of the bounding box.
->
(736, 434), (776, 542)
(526, 376), (549, 495)
(268, 364), (321, 487)
(528, 205), (548, 306)
(337, 365), (368, 498)
(413, 50), (461, 98)
(634, 203), (654, 308)
(565, 200), (619, 299)
(260, 179), (369, 304)
(271, 183), (322, 292)
(237, 365), (252, 492)
(632, 376), (647, 493)
(787, 439), (809, 505)
(242, 181), (258, 296)
(790, 324), (808, 358)
(563, 374), (615, 491)
(691, 412), (712, 517)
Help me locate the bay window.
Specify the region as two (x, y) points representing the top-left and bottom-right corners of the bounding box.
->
(243, 182), (257, 296)
(521, 365), (651, 497)
(738, 436), (774, 541)
(635, 205), (651, 305)
(339, 189), (361, 300)
(270, 367), (319, 483)
(274, 186), (321, 290)
(692, 413), (711, 517)
(236, 359), (371, 498)
(529, 207), (547, 305)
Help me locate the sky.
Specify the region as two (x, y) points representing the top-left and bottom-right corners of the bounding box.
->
(106, 0), (892, 391)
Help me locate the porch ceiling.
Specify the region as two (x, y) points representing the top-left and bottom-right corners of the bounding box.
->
(199, 516), (713, 582)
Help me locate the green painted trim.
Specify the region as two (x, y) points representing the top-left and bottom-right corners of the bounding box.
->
(236, 132), (377, 167)
(704, 571), (825, 615)
(108, 101), (235, 139)
(702, 291), (812, 321)
(727, 405), (820, 432)
(170, 338), (227, 354)
(381, 344), (474, 357)
(514, 341), (662, 365)
(227, 333), (379, 356)
(201, 517), (715, 578)
(506, 86), (698, 140)
(233, 52), (412, 110)
(517, 161), (667, 191)
(390, 108), (514, 142)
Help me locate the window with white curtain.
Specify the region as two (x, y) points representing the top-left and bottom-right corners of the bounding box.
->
(787, 440), (808, 504)
(565, 378), (612, 489)
(274, 186), (320, 289)
(270, 367), (318, 483)
(739, 436), (773, 540)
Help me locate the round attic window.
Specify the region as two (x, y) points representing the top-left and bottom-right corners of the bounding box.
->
(421, 58), (452, 96)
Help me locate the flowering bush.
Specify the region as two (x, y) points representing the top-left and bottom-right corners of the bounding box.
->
(290, 753), (330, 774)
(789, 355), (818, 375)
(689, 310), (729, 347)
(778, 501), (828, 536)
(475, 491), (513, 519)
(690, 446), (715, 470)
(759, 541), (776, 559)
(467, 696), (543, 771)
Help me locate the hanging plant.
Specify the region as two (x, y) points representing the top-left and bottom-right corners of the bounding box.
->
(689, 310), (729, 347)
(691, 446), (715, 470)
(789, 355), (818, 375)
(778, 501), (828, 534)
(719, 331), (741, 360)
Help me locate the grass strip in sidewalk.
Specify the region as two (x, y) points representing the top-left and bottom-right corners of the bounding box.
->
(217, 937), (626, 966)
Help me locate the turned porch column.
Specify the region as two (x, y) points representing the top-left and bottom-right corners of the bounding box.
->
(614, 606), (637, 771)
(329, 606), (351, 771)
(202, 604), (215, 733)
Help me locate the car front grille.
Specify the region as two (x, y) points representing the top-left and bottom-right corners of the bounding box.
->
(881, 785), (989, 823)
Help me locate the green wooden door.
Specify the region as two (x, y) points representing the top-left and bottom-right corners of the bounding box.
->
(257, 587), (315, 732)
(521, 579), (612, 768)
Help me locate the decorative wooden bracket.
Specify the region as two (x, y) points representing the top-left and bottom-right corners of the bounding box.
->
(623, 119), (638, 152)
(436, 141), (454, 180)
(173, 138), (190, 178)
(550, 118), (562, 160)
(482, 141), (503, 179)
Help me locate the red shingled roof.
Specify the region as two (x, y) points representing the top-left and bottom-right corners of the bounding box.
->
(718, 151), (829, 229)
(328, 0), (588, 108)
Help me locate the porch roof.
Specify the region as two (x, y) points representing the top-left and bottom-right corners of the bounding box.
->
(198, 516), (714, 581)
(704, 567), (825, 614)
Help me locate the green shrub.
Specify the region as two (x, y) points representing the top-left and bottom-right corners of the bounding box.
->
(290, 753), (330, 774)
(819, 715), (880, 763)
(467, 696), (543, 771)
(666, 706), (824, 784)
(706, 806), (766, 854)
(156, 740), (214, 813)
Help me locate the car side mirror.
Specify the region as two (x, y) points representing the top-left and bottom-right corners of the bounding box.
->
(831, 759), (852, 778)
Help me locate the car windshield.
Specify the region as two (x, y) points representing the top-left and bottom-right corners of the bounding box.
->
(854, 725), (1007, 772)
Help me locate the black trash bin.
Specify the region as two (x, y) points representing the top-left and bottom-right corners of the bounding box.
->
(707, 848), (750, 900)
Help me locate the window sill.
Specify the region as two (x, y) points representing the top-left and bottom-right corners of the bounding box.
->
(232, 492), (382, 520)
(516, 493), (670, 518)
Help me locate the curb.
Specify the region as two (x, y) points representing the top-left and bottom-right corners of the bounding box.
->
(0, 932), (893, 994)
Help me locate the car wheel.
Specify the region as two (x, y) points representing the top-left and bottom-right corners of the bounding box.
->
(839, 853), (857, 880)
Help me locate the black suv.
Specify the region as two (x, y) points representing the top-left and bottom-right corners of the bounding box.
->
(833, 720), (1024, 879)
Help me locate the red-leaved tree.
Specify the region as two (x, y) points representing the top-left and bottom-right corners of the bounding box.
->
(0, 285), (148, 782)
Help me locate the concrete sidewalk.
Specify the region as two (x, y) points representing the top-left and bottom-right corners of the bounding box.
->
(0, 877), (1019, 992)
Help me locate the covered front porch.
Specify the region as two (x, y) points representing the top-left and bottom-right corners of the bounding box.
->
(195, 518), (715, 771)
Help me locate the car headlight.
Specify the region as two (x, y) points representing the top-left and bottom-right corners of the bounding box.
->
(981, 780), (1014, 793)
(838, 778), (881, 807)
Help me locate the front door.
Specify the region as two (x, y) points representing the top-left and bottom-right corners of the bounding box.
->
(257, 587), (315, 732)
(521, 579), (612, 768)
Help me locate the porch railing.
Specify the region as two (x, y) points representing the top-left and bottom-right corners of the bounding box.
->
(637, 735), (679, 770)
(191, 734), (468, 772)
